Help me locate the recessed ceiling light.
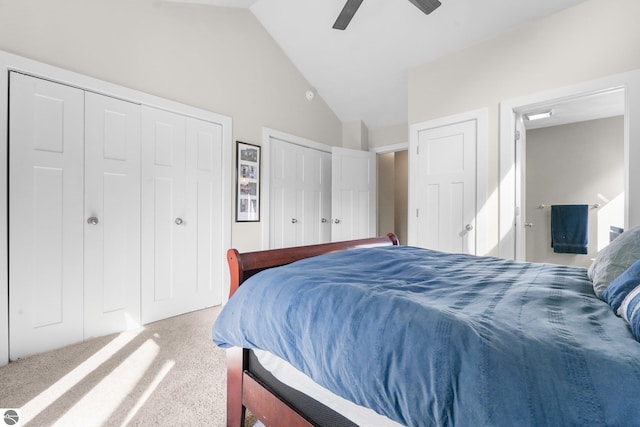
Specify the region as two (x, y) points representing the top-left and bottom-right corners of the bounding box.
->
(524, 110), (553, 121)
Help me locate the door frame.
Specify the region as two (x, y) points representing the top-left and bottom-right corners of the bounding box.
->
(261, 127), (332, 249)
(499, 69), (640, 260)
(408, 108), (489, 255)
(0, 50), (233, 366)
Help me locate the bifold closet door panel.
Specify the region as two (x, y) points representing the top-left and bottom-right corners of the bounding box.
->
(141, 106), (225, 323)
(84, 92), (141, 338)
(9, 72), (85, 360)
(270, 140), (331, 249)
(269, 139), (300, 249)
(141, 106), (188, 324)
(186, 118), (224, 308)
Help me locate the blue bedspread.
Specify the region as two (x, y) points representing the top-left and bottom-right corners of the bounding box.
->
(213, 246), (640, 426)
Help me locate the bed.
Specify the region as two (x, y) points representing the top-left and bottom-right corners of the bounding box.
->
(213, 231), (640, 426)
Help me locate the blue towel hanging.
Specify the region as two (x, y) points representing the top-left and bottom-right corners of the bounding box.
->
(551, 204), (589, 254)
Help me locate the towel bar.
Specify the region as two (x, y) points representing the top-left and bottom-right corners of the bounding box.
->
(538, 204), (600, 209)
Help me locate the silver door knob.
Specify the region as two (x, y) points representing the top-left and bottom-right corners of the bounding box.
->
(291, 218), (298, 224)
(334, 219), (341, 224)
(321, 218), (327, 223)
(465, 224), (473, 231)
(524, 223), (533, 228)
(87, 217), (99, 225)
(175, 218), (184, 225)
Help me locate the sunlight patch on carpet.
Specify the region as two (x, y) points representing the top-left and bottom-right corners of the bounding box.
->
(20, 328), (144, 425)
(121, 359), (176, 425)
(54, 338), (160, 425)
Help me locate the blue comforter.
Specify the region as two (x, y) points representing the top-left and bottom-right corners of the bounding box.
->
(213, 246), (640, 426)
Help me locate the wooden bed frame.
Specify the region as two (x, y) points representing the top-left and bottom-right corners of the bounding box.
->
(225, 233), (399, 427)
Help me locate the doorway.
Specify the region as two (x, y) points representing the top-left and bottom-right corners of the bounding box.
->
(499, 69), (640, 261)
(521, 91), (625, 267)
(377, 150), (408, 245)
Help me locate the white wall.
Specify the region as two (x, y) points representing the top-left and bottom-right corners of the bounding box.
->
(0, 0), (342, 252)
(525, 116), (624, 267)
(408, 0), (640, 255)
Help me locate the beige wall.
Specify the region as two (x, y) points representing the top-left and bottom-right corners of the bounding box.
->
(394, 150), (408, 245)
(525, 116), (624, 267)
(343, 120), (369, 150)
(369, 123), (408, 149)
(0, 0), (342, 252)
(377, 153), (395, 237)
(377, 151), (408, 245)
(408, 0), (640, 255)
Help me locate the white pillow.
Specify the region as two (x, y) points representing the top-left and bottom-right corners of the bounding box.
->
(588, 225), (640, 298)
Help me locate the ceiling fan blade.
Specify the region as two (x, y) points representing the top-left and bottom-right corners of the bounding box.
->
(407, 0), (441, 15)
(333, 0), (364, 30)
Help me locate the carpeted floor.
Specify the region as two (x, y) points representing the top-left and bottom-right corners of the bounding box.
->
(0, 306), (255, 426)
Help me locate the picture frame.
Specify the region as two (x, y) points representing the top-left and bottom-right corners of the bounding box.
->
(235, 141), (261, 222)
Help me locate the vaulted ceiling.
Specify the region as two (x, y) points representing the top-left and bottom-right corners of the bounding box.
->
(168, 0), (588, 129)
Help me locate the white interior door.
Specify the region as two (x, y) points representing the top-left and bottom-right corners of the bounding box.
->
(9, 72), (85, 359)
(141, 106), (224, 323)
(412, 120), (477, 254)
(84, 92), (141, 338)
(331, 147), (377, 242)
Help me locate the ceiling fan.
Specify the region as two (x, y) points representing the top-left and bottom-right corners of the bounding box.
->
(333, 0), (442, 30)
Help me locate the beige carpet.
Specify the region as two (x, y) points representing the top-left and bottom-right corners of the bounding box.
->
(0, 306), (255, 427)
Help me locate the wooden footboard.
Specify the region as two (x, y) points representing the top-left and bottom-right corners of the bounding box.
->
(225, 233), (399, 427)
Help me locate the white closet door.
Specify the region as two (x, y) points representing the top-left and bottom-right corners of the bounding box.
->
(141, 107), (223, 323)
(141, 106), (187, 323)
(185, 117), (224, 308)
(270, 139), (331, 248)
(9, 72), (85, 359)
(84, 92), (141, 338)
(270, 139), (300, 248)
(318, 150), (332, 244)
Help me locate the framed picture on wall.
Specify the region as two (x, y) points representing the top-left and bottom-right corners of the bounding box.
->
(236, 141), (261, 222)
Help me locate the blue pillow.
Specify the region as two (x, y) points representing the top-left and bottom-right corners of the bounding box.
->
(618, 284), (640, 342)
(603, 259), (640, 312)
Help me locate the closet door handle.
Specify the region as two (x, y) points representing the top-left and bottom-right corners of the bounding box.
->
(465, 224), (473, 231)
(291, 218), (298, 224)
(175, 217), (184, 225)
(321, 218), (328, 223)
(334, 219), (341, 224)
(87, 217), (99, 226)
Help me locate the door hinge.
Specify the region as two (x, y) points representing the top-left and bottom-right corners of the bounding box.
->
(416, 145), (419, 155)
(515, 130), (521, 141)
(416, 208), (419, 217)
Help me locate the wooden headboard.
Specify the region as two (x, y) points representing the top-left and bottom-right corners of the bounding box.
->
(226, 233), (399, 298)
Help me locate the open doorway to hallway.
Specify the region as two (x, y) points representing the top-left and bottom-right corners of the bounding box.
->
(377, 150), (408, 245)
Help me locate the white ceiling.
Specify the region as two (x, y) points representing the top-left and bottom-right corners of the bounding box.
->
(169, 0), (589, 129)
